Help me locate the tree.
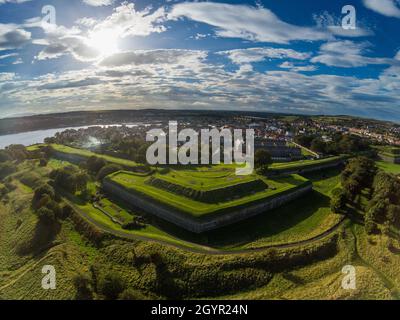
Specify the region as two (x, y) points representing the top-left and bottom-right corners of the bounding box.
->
(5, 144), (28, 162)
(119, 288), (148, 300)
(0, 162), (16, 179)
(96, 164), (122, 180)
(32, 184), (55, 209)
(37, 207), (56, 225)
(73, 272), (93, 300)
(75, 172), (89, 193)
(98, 273), (125, 300)
(86, 156), (107, 175)
(0, 150), (10, 163)
(254, 149), (272, 169)
(330, 188), (347, 214)
(310, 138), (326, 154)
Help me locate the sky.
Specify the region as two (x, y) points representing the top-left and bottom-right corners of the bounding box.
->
(0, 0), (399, 121)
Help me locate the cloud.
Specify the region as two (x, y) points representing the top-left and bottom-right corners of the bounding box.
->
(99, 49), (207, 67)
(313, 11), (373, 38)
(219, 47), (311, 65)
(0, 52), (18, 59)
(169, 2), (330, 44)
(0, 23), (31, 50)
(83, 0), (114, 6)
(279, 61), (317, 72)
(0, 0), (31, 4)
(92, 2), (167, 38)
(363, 0), (400, 18)
(34, 3), (168, 62)
(311, 40), (394, 67)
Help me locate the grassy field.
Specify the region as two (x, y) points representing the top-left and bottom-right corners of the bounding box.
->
(50, 144), (140, 168)
(107, 170), (309, 217)
(269, 156), (342, 171)
(5, 154), (400, 299)
(153, 168), (256, 190)
(376, 161), (400, 174)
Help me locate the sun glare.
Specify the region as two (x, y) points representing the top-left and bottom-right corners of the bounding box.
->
(87, 28), (119, 57)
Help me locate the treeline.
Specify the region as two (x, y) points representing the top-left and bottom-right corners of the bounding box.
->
(331, 156), (400, 235)
(294, 133), (371, 155)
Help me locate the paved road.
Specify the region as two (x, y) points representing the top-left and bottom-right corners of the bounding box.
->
(64, 197), (346, 256)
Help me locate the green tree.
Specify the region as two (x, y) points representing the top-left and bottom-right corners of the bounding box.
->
(98, 273), (125, 300)
(73, 272), (93, 300)
(254, 149), (272, 169)
(96, 164), (122, 180)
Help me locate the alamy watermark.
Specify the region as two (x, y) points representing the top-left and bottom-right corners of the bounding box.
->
(341, 265), (356, 290)
(342, 5), (356, 30)
(41, 265), (56, 290)
(146, 121), (255, 175)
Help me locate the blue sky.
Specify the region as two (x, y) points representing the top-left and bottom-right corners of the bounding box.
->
(0, 0), (399, 121)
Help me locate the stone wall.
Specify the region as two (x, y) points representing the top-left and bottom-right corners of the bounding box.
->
(269, 158), (344, 176)
(379, 154), (400, 164)
(103, 179), (313, 233)
(52, 150), (87, 165)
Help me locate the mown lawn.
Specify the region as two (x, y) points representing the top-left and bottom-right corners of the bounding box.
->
(376, 161), (400, 175)
(107, 170), (309, 217)
(269, 156), (342, 170)
(50, 144), (140, 168)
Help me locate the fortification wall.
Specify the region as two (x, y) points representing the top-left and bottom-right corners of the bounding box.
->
(379, 154), (400, 164)
(52, 150), (87, 165)
(102, 179), (312, 233)
(269, 158), (344, 176)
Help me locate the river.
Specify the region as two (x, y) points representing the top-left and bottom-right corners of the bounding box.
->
(0, 123), (147, 149)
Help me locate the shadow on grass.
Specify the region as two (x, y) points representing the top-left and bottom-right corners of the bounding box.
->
(144, 190), (332, 249)
(17, 220), (60, 256)
(302, 166), (343, 182)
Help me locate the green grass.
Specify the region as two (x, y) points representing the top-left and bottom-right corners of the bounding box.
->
(107, 170), (309, 217)
(269, 156), (342, 171)
(153, 168), (256, 190)
(204, 168), (343, 249)
(50, 144), (140, 168)
(98, 198), (133, 224)
(376, 161), (400, 174)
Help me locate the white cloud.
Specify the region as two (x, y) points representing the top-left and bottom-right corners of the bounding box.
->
(0, 23), (31, 50)
(313, 11), (373, 38)
(34, 3), (167, 62)
(0, 0), (31, 4)
(75, 17), (98, 28)
(311, 40), (394, 67)
(92, 2), (167, 38)
(99, 49), (207, 67)
(279, 61), (317, 72)
(0, 52), (18, 59)
(82, 0), (114, 6)
(219, 47), (311, 66)
(363, 0), (400, 18)
(169, 2), (330, 44)
(12, 57), (23, 64)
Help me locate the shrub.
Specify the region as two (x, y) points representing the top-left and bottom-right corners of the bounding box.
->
(122, 219), (146, 230)
(73, 272), (93, 300)
(98, 273), (125, 300)
(0, 162), (16, 180)
(37, 207), (56, 225)
(118, 288), (148, 300)
(96, 164), (123, 180)
(254, 149), (272, 169)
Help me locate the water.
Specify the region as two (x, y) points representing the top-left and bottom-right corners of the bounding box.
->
(0, 123), (146, 149)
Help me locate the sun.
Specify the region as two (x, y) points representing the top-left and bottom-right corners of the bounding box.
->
(87, 28), (120, 57)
